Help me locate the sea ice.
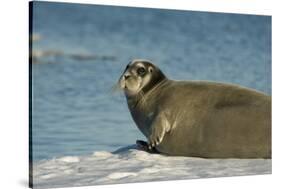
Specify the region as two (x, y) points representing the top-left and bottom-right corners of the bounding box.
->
(33, 145), (271, 189)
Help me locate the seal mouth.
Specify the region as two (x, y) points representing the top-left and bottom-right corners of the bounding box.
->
(123, 83), (131, 92)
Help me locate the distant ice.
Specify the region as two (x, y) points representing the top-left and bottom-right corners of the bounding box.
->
(33, 145), (271, 189)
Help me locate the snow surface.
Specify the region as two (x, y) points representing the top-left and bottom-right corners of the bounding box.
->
(33, 145), (271, 189)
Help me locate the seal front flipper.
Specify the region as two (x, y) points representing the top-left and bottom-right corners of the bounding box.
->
(148, 113), (171, 150)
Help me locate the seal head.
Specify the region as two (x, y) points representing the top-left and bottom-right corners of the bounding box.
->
(118, 59), (166, 97)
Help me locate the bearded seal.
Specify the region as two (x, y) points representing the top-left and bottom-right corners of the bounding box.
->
(118, 59), (271, 158)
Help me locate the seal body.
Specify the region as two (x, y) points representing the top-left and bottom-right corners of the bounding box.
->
(119, 60), (271, 158)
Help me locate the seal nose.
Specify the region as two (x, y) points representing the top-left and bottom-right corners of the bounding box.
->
(124, 74), (131, 80)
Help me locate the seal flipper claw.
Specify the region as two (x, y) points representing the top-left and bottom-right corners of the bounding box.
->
(136, 140), (158, 153)
(136, 140), (149, 151)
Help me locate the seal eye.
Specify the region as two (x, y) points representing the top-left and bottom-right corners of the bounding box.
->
(137, 67), (146, 76)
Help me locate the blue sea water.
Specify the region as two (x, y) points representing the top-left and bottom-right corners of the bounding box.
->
(31, 2), (271, 161)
